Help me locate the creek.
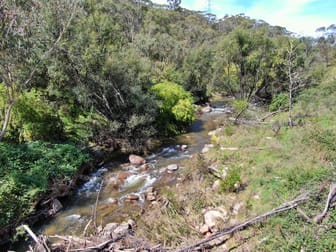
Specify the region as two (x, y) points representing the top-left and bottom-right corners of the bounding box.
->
(38, 103), (232, 238)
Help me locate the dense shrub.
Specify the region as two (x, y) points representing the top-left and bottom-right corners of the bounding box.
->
(2, 89), (65, 142)
(151, 81), (195, 135)
(220, 166), (241, 192)
(269, 93), (289, 112)
(0, 142), (90, 227)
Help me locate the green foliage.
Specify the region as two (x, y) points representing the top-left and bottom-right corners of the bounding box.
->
(10, 90), (64, 142)
(0, 142), (90, 227)
(233, 99), (249, 117)
(310, 129), (336, 161)
(220, 166), (241, 192)
(269, 93), (289, 112)
(151, 81), (195, 135)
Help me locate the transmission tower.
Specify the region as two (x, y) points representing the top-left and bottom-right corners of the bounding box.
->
(207, 0), (211, 13)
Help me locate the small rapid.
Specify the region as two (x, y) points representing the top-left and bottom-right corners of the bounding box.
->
(39, 105), (232, 236)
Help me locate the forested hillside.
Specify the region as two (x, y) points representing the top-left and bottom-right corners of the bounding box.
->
(1, 0), (336, 249)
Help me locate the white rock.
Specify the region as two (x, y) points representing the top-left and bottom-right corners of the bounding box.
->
(201, 106), (212, 113)
(103, 223), (118, 234)
(181, 145), (188, 151)
(212, 180), (221, 192)
(201, 144), (214, 153)
(51, 199), (63, 214)
(232, 202), (244, 215)
(114, 222), (130, 234)
(129, 154), (146, 165)
(127, 219), (136, 228)
(202, 147), (210, 153)
(167, 164), (179, 171)
(204, 210), (226, 229)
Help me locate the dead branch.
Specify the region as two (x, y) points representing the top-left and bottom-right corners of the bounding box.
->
(68, 232), (129, 252)
(93, 181), (103, 231)
(296, 207), (313, 224)
(313, 183), (336, 224)
(173, 193), (309, 252)
(22, 225), (51, 252)
(83, 219), (92, 237)
(259, 109), (284, 122)
(228, 117), (264, 126)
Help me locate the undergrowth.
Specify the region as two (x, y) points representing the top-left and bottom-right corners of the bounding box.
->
(0, 141), (91, 228)
(136, 66), (336, 250)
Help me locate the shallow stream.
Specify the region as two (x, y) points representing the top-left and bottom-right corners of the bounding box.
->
(39, 104), (231, 237)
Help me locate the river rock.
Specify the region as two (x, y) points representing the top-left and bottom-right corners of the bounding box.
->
(117, 172), (130, 180)
(50, 198), (63, 215)
(129, 154), (146, 165)
(146, 187), (154, 193)
(113, 222), (130, 235)
(201, 105), (212, 113)
(167, 164), (179, 171)
(127, 194), (139, 201)
(106, 197), (118, 204)
(139, 163), (151, 172)
(146, 192), (156, 201)
(181, 144), (188, 151)
(127, 219), (136, 228)
(201, 144), (214, 153)
(103, 222), (119, 234)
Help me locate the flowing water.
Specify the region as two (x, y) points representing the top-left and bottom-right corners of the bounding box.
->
(39, 105), (232, 237)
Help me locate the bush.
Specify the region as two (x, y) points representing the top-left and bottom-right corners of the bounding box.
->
(233, 99), (248, 116)
(0, 141), (90, 227)
(220, 166), (241, 192)
(9, 89), (64, 142)
(151, 81), (195, 135)
(269, 93), (289, 112)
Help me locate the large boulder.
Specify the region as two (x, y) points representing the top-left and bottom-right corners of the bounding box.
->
(203, 210), (227, 231)
(49, 198), (63, 215)
(113, 222), (130, 235)
(102, 222), (119, 235)
(129, 154), (146, 165)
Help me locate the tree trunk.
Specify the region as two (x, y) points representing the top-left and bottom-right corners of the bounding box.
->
(0, 99), (15, 141)
(288, 42), (294, 128)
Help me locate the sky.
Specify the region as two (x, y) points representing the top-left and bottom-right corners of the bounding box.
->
(152, 0), (335, 37)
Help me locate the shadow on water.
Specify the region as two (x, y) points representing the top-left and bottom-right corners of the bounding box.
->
(189, 119), (205, 133)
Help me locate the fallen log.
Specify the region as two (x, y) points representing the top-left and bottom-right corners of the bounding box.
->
(173, 193), (309, 252)
(313, 183), (336, 224)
